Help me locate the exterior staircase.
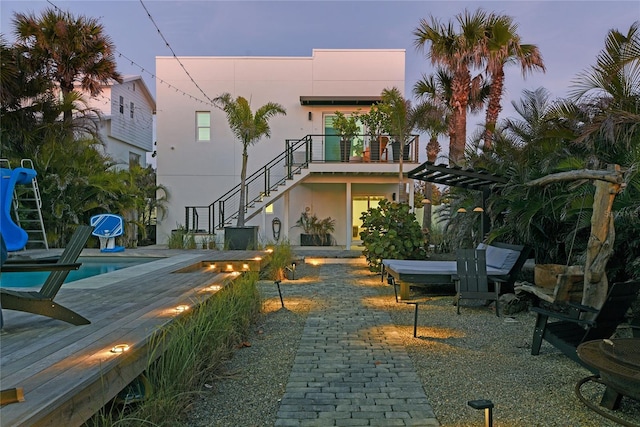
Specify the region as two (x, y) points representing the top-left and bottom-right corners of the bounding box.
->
(184, 136), (313, 234)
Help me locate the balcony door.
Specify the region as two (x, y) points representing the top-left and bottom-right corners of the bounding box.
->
(324, 114), (340, 161)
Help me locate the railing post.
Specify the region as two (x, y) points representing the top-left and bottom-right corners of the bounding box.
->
(265, 165), (270, 197)
(209, 204), (214, 235)
(185, 207), (189, 232)
(286, 140), (293, 179)
(218, 200), (225, 230)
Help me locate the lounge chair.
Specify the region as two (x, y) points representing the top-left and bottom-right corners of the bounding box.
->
(530, 280), (640, 371)
(0, 225), (93, 325)
(384, 242), (530, 300)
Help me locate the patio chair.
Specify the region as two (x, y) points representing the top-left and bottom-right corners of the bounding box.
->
(0, 225), (93, 326)
(530, 280), (640, 371)
(455, 248), (502, 316)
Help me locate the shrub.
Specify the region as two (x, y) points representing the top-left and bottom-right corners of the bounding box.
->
(359, 199), (427, 272)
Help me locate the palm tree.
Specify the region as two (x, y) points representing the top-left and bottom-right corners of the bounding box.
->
(213, 93), (286, 227)
(482, 13), (545, 150)
(13, 8), (122, 122)
(414, 9), (488, 165)
(381, 87), (414, 203)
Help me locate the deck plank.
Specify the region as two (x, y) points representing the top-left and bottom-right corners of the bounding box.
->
(0, 250), (265, 427)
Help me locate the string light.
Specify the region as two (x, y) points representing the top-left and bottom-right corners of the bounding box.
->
(44, 0), (216, 107)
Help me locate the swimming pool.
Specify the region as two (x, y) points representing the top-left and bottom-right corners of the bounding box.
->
(1, 257), (158, 288)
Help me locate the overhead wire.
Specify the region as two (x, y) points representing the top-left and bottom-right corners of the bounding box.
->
(42, 0), (215, 106)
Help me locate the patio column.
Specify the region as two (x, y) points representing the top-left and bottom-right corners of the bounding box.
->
(346, 182), (352, 250)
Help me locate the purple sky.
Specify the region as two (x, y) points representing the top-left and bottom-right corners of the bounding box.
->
(2, 0), (638, 128)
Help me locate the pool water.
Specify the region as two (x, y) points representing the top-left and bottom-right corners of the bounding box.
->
(1, 257), (157, 288)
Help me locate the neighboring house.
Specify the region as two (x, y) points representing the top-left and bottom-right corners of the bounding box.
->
(155, 49), (419, 249)
(85, 75), (156, 169)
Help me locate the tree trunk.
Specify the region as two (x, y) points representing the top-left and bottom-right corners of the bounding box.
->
(527, 165), (624, 310)
(484, 68), (505, 151)
(237, 147), (249, 227)
(450, 68), (470, 165)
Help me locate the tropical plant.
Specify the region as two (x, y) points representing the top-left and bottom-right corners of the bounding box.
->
(381, 87), (417, 202)
(12, 7), (122, 123)
(481, 13), (545, 149)
(332, 111), (360, 161)
(413, 9), (488, 164)
(213, 93), (286, 227)
(359, 199), (427, 272)
(294, 209), (336, 245)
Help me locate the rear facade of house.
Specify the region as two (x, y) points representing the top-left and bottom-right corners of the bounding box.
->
(155, 49), (420, 248)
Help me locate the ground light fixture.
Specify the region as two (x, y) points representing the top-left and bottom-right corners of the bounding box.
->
(175, 305), (190, 313)
(111, 344), (130, 354)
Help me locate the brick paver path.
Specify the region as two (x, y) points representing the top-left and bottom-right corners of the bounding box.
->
(275, 263), (439, 426)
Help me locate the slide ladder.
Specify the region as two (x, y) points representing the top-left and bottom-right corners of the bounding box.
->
(0, 159), (49, 250)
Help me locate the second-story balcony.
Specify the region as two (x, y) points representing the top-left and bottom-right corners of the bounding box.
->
(185, 133), (420, 234)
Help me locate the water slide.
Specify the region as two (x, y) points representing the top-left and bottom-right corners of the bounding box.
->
(0, 167), (37, 251)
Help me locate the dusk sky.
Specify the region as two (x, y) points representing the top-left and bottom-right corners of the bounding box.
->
(1, 0), (638, 128)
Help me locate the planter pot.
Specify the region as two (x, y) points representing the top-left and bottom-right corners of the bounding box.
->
(300, 233), (333, 246)
(225, 226), (258, 250)
(370, 139), (380, 161)
(339, 139), (352, 162)
(391, 141), (410, 162)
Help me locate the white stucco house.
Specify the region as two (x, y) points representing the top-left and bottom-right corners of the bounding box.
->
(155, 49), (420, 249)
(85, 75), (156, 169)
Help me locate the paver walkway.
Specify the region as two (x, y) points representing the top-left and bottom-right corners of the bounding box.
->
(275, 263), (439, 426)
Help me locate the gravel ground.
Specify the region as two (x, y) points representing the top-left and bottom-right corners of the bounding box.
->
(186, 262), (640, 427)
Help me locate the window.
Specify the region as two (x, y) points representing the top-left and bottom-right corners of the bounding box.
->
(119, 96), (124, 114)
(130, 102), (135, 118)
(129, 152), (141, 168)
(196, 111), (211, 141)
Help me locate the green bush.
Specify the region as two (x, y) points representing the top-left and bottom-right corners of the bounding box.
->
(359, 199), (427, 272)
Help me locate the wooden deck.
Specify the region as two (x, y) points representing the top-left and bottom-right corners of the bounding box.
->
(0, 249), (268, 427)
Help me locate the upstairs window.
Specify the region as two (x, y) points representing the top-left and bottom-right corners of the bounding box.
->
(119, 96), (124, 114)
(196, 111), (211, 141)
(130, 102), (135, 118)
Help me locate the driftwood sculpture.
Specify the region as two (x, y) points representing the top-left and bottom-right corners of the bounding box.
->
(527, 164), (625, 310)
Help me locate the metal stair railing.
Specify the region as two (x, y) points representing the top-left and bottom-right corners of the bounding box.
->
(185, 135), (312, 234)
(183, 133), (420, 234)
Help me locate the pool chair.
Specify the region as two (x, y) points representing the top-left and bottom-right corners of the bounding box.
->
(0, 225), (93, 326)
(90, 213), (125, 253)
(384, 242), (530, 301)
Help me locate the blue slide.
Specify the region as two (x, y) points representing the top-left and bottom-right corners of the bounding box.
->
(1, 167), (37, 251)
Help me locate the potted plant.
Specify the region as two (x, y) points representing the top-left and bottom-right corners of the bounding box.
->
(214, 93), (286, 249)
(350, 138), (364, 162)
(359, 104), (391, 162)
(295, 208), (336, 246)
(332, 111), (359, 162)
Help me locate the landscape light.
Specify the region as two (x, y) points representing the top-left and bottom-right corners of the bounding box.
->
(111, 344), (130, 353)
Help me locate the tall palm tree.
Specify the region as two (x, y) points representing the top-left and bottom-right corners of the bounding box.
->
(414, 9), (488, 165)
(482, 13), (546, 150)
(213, 93), (286, 227)
(13, 8), (122, 122)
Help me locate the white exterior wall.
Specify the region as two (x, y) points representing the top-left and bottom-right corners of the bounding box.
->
(155, 49), (406, 245)
(85, 76), (155, 169)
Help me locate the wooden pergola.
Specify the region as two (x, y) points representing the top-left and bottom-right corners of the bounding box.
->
(407, 161), (508, 237)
